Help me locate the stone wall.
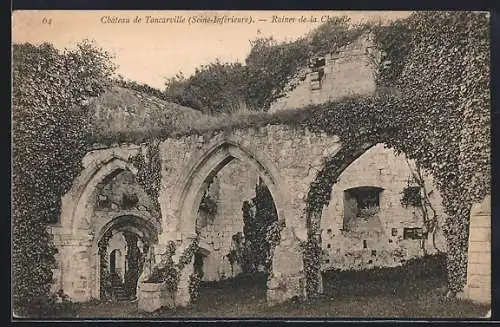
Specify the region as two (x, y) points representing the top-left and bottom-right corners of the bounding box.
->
(49, 230), (93, 300)
(158, 124), (342, 246)
(50, 146), (160, 302)
(52, 122), (462, 307)
(189, 141), (449, 279)
(95, 170), (153, 212)
(269, 33), (377, 113)
(198, 159), (258, 281)
(459, 195), (491, 304)
(320, 144), (447, 271)
(158, 124), (343, 305)
(107, 231), (127, 282)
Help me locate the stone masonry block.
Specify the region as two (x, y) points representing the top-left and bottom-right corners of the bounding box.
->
(470, 227), (491, 242)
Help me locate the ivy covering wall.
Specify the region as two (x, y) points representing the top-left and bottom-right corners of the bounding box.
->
(12, 41), (116, 316)
(12, 11), (490, 313)
(129, 139), (162, 223)
(301, 11), (490, 296)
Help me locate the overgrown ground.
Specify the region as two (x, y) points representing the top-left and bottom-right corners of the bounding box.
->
(61, 256), (489, 319)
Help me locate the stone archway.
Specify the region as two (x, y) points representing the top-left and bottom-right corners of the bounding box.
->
(302, 141), (379, 295)
(58, 148), (141, 231)
(175, 141), (284, 237)
(304, 141), (449, 296)
(169, 140), (304, 306)
(50, 146), (163, 301)
(306, 142), (376, 235)
(93, 214), (159, 301)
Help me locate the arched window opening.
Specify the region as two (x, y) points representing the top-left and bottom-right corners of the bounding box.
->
(98, 215), (157, 302)
(343, 186), (384, 232)
(187, 151), (280, 304)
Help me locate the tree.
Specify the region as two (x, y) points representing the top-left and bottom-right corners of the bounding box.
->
(164, 61), (249, 115)
(162, 16), (363, 114)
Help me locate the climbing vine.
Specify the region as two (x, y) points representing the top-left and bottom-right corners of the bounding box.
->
(13, 11), (489, 312)
(403, 157), (442, 255)
(98, 230), (113, 301)
(129, 139), (162, 222)
(12, 40), (115, 316)
(188, 271), (202, 303)
(300, 235), (323, 298)
(369, 19), (413, 90)
(227, 182), (280, 275)
(301, 11), (490, 297)
(144, 238), (201, 302)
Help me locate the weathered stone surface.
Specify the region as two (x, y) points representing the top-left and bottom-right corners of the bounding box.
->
(49, 64), (489, 308)
(270, 33), (376, 113)
(320, 144), (447, 270)
(137, 282), (174, 312)
(460, 195), (491, 304)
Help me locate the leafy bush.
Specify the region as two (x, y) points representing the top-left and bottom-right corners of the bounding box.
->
(229, 183), (280, 275)
(163, 16), (366, 114)
(188, 272), (202, 303)
(164, 61), (251, 114)
(143, 239), (200, 298)
(357, 206), (380, 219)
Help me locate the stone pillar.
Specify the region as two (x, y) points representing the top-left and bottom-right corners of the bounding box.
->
(174, 260), (194, 307)
(267, 227), (306, 306)
(459, 195), (491, 304)
(172, 236), (196, 307)
(51, 227), (95, 302)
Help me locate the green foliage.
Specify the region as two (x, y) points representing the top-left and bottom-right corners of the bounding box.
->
(188, 272), (202, 303)
(123, 233), (141, 298)
(11, 12), (489, 309)
(395, 11), (490, 293)
(12, 40), (116, 316)
(358, 206), (381, 219)
(144, 239), (200, 299)
(229, 183), (280, 274)
(370, 19), (413, 88)
(199, 193), (217, 217)
(129, 140), (162, 221)
(401, 186), (422, 207)
(98, 230), (113, 301)
(243, 36), (309, 110)
(115, 78), (173, 102)
(163, 16), (366, 114)
(303, 16), (355, 56)
(300, 236), (323, 298)
(302, 11), (490, 296)
(164, 61), (250, 114)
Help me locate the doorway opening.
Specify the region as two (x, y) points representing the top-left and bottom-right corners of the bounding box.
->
(97, 215), (157, 302)
(192, 159), (280, 304)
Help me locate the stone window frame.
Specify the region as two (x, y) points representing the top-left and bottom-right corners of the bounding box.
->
(342, 186), (384, 231)
(403, 227), (426, 240)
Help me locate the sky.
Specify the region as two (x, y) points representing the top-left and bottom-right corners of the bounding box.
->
(13, 10), (411, 89)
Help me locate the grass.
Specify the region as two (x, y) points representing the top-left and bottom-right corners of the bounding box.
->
(87, 84), (405, 146)
(58, 256), (489, 319)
